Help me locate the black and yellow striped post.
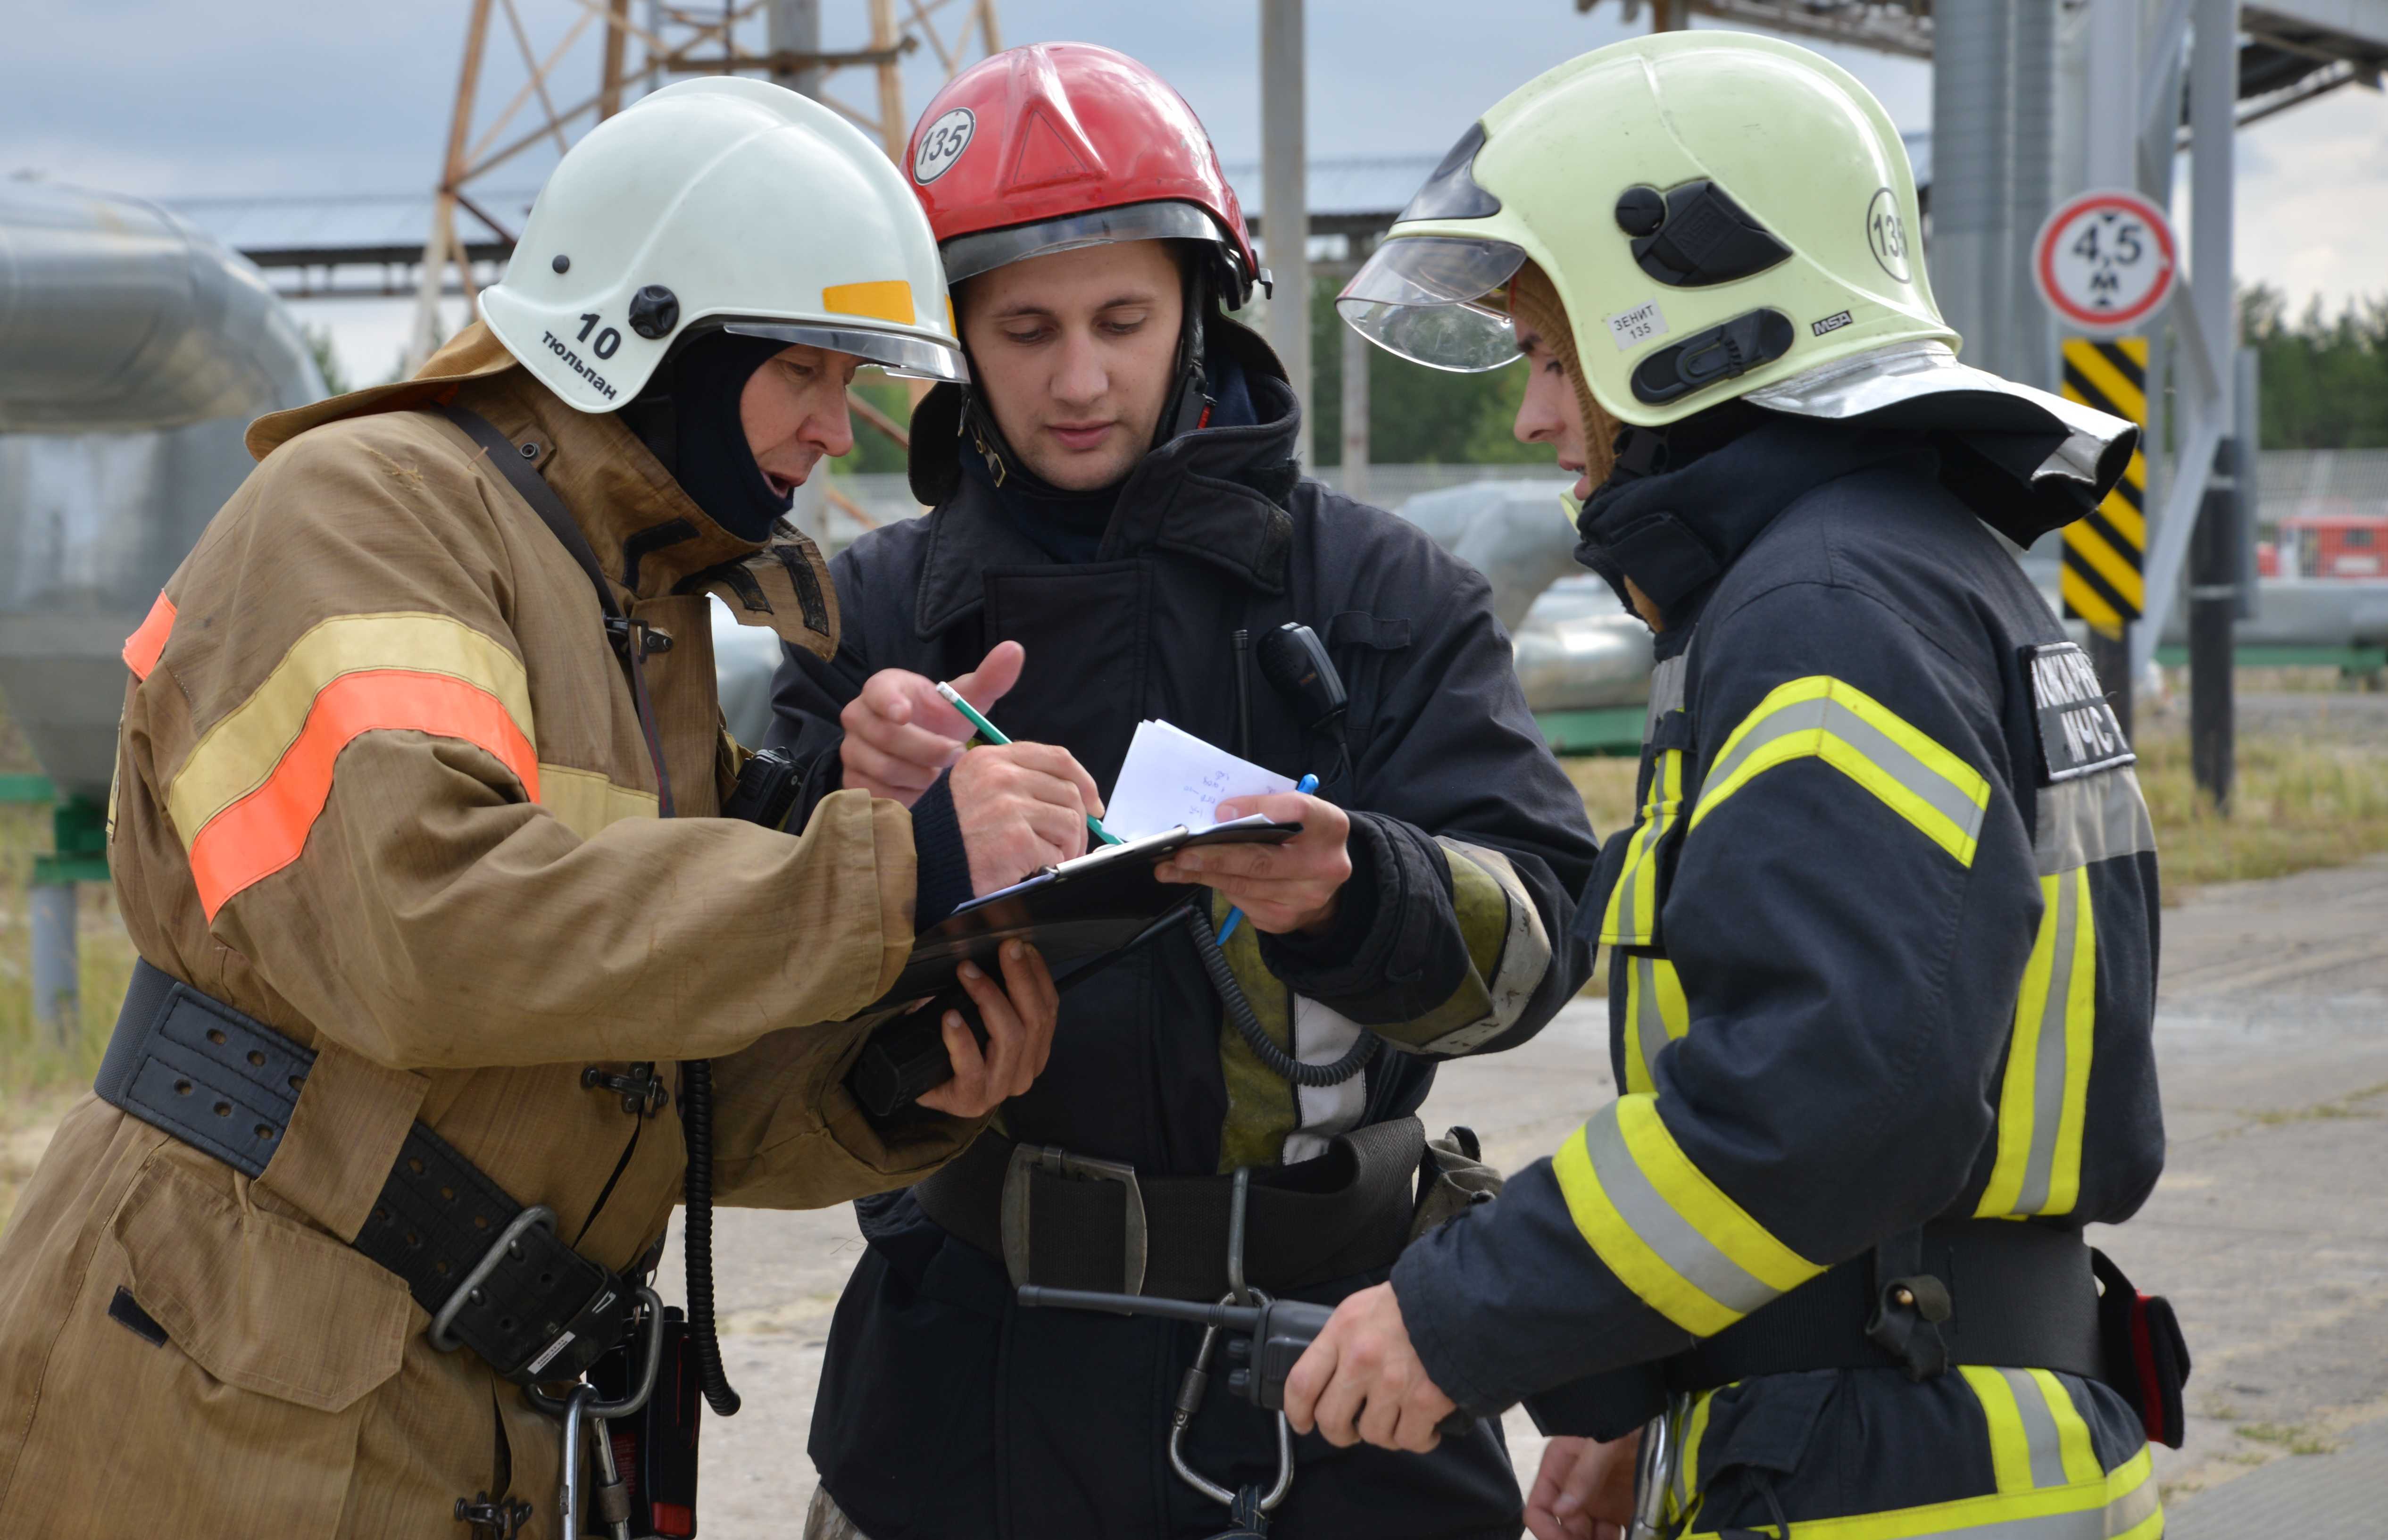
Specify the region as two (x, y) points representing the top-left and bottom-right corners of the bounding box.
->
(2059, 337), (2147, 737)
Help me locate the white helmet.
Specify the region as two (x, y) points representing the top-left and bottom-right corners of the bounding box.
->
(481, 76), (965, 413)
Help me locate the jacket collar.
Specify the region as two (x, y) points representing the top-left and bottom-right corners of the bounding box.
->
(910, 316), (1303, 640)
(1574, 415), (1939, 634)
(247, 322), (767, 600)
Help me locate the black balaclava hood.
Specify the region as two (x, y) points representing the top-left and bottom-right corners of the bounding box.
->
(621, 331), (796, 543)
(1571, 398), (1774, 618)
(954, 249), (1255, 564)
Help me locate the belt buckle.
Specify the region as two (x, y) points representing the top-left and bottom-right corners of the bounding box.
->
(1000, 1143), (1148, 1298)
(429, 1204), (559, 1355)
(429, 1203), (624, 1382)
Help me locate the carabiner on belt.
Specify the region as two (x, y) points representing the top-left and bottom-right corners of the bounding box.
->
(1167, 1168), (1295, 1536)
(1626, 1391), (1690, 1540)
(540, 1283), (666, 1540)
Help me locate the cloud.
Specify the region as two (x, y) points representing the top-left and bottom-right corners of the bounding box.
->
(6, 0), (2377, 382)
(2230, 85), (2388, 312)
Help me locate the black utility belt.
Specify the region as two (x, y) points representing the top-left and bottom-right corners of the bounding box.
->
(1665, 1220), (2103, 1391)
(1660, 1219), (2192, 1448)
(913, 1119), (1427, 1302)
(95, 958), (638, 1388)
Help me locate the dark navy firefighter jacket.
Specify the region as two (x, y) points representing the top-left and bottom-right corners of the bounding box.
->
(766, 321), (1599, 1540)
(1394, 417), (2167, 1540)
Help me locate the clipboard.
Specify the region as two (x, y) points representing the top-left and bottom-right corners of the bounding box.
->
(860, 814), (1301, 1011)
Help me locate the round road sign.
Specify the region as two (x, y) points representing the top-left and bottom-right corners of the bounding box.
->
(2033, 189), (2177, 332)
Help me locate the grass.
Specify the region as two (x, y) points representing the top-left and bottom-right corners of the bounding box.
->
(2134, 719), (2388, 892)
(2235, 1421), (2340, 1456)
(0, 709), (132, 1231)
(1561, 754), (1645, 843)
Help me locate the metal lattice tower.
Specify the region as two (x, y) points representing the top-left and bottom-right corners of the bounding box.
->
(408, 0), (1002, 368)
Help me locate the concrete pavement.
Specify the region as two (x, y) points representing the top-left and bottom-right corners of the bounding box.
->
(664, 854), (2388, 1535)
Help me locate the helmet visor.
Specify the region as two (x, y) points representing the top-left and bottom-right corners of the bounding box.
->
(1336, 236), (1527, 373)
(941, 200), (1234, 285)
(722, 321), (968, 383)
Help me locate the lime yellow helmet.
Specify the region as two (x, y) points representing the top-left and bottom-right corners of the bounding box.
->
(1344, 31), (2138, 541)
(1341, 31), (1942, 425)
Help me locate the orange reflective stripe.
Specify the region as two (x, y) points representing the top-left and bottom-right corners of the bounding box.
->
(123, 592), (177, 680)
(187, 669), (539, 919)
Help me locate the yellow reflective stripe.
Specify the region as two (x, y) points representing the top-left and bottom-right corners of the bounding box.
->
(1690, 676), (1990, 866)
(1600, 749), (1681, 946)
(1674, 1384), (1719, 1521)
(1961, 1365), (2037, 1495)
(1977, 873), (2061, 1217)
(1688, 1446), (2156, 1540)
(2030, 1370), (2104, 1487)
(1623, 953), (1688, 1096)
(2044, 869), (2098, 1215)
(166, 613), (533, 842)
(537, 764), (659, 839)
(1552, 1098), (1822, 1336)
(1978, 868), (2097, 1219)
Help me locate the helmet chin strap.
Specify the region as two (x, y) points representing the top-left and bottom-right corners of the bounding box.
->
(1156, 257), (1215, 447)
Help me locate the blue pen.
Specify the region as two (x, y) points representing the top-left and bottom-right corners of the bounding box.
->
(1215, 772), (1318, 944)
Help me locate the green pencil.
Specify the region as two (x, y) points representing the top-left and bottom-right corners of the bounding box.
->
(935, 680), (1123, 846)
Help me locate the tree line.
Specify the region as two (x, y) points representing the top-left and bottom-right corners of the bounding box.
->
(525, 275), (2388, 479)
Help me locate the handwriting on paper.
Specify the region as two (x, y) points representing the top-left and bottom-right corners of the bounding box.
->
(1103, 719), (1296, 842)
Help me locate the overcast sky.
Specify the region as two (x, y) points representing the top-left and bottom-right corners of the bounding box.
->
(7, 0), (2382, 384)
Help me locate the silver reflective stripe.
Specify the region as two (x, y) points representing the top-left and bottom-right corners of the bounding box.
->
(1582, 1106), (1779, 1317)
(1634, 955), (1673, 1088)
(1608, 791), (1670, 942)
(2106, 1467), (2162, 1534)
(1285, 995), (1370, 1164)
(1644, 652), (1689, 743)
(1908, 1502), (2128, 1540)
(2035, 768), (2155, 876)
(1445, 840), (1552, 1032)
(1705, 694), (1987, 851)
(2013, 873), (2081, 1216)
(2003, 1369), (2073, 1491)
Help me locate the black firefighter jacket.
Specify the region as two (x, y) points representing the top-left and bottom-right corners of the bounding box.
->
(766, 328), (1599, 1540)
(1395, 418), (2167, 1540)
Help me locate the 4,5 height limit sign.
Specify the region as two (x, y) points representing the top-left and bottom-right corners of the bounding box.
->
(2034, 188), (2178, 333)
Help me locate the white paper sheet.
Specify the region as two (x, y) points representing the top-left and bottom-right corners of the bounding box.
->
(1102, 719), (1295, 842)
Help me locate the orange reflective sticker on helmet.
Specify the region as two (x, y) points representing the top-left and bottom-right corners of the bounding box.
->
(186, 669), (539, 920)
(822, 280), (915, 326)
(123, 592), (177, 681)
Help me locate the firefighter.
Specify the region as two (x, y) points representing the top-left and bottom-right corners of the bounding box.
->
(1284, 33), (2175, 1540)
(0, 79), (1073, 1538)
(766, 42), (1600, 1540)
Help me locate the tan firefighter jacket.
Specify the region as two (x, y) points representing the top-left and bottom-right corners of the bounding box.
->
(0, 325), (977, 1538)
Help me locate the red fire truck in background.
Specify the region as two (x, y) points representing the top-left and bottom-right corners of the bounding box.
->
(2257, 514), (2388, 578)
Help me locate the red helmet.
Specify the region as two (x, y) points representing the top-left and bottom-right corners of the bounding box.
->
(905, 42), (1263, 307)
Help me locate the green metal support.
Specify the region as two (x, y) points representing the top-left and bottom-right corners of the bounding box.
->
(2153, 643), (2388, 673)
(0, 773), (56, 805)
(1536, 707), (1647, 757)
(33, 797), (110, 886)
(26, 794), (105, 1050)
